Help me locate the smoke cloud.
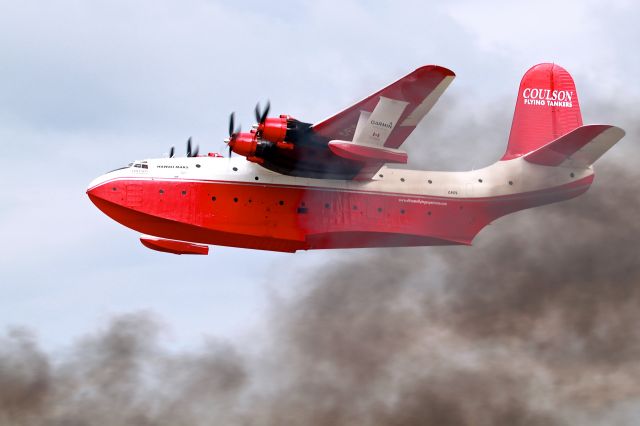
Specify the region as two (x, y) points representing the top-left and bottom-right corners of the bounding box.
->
(1, 111), (638, 425)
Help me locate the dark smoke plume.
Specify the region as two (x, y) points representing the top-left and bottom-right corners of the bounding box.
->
(1, 107), (639, 425)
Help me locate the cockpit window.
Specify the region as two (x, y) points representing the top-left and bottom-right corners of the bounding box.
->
(107, 166), (128, 173)
(107, 161), (147, 173)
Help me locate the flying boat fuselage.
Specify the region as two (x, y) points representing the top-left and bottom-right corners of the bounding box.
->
(87, 156), (593, 252)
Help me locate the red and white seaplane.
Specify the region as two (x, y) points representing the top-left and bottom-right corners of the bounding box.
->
(87, 63), (624, 255)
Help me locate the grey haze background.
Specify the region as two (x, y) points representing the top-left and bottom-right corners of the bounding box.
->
(0, 2), (638, 419)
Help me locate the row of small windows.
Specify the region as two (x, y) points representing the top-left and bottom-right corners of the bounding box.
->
(168, 168), (525, 186)
(205, 196), (437, 216)
(159, 183), (521, 198)
(163, 161), (575, 182)
(156, 190), (443, 216)
(166, 172), (506, 185)
(376, 174), (517, 186)
(209, 196), (282, 205)
(170, 165), (537, 185)
(160, 185), (520, 203)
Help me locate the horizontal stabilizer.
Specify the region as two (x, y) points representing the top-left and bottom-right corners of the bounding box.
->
(523, 125), (625, 167)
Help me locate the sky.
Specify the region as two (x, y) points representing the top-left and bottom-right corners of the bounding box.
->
(0, 0), (638, 354)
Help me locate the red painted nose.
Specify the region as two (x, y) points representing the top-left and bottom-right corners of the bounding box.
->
(87, 174), (109, 197)
(86, 177), (124, 207)
(86, 185), (98, 199)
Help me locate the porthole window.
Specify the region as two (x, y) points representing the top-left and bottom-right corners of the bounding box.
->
(159, 189), (164, 194)
(254, 176), (259, 181)
(400, 178), (405, 182)
(377, 207), (383, 213)
(508, 181), (513, 185)
(478, 179), (483, 183)
(428, 179), (432, 184)
(400, 209), (405, 214)
(352, 205), (358, 210)
(233, 167), (238, 172)
(181, 190), (187, 195)
(570, 172), (575, 178)
(211, 196), (216, 201)
(379, 174), (384, 178)
(112, 187), (117, 191)
(196, 164), (201, 168)
(279, 200), (284, 206)
(324, 203), (330, 209)
(233, 197), (238, 203)
(427, 211), (432, 216)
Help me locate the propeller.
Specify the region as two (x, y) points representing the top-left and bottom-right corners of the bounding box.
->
(228, 112), (236, 138)
(186, 137), (199, 157)
(169, 146), (175, 158)
(254, 100), (270, 124)
(226, 112), (241, 158)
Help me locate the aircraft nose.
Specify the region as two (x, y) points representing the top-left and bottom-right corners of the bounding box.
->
(86, 174), (108, 197)
(86, 172), (128, 219)
(86, 173), (123, 205)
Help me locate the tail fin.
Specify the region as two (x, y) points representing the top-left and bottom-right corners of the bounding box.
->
(502, 63), (583, 160)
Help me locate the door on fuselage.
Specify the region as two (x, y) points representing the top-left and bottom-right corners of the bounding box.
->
(125, 184), (143, 207)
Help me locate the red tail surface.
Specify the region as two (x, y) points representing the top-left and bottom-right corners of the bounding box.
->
(502, 63), (583, 160)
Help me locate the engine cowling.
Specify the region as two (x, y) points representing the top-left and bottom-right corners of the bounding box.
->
(257, 115), (310, 146)
(259, 115), (289, 143)
(228, 131), (258, 157)
(226, 108), (312, 163)
(228, 131), (277, 164)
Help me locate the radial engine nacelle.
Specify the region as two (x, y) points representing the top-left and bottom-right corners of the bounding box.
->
(256, 114), (291, 143)
(227, 129), (291, 164)
(228, 117), (305, 164)
(257, 115), (312, 146)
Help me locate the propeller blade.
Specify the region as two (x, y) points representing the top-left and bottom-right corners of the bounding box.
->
(260, 100), (270, 123)
(186, 137), (192, 157)
(192, 145), (199, 157)
(228, 112), (235, 137)
(254, 100), (271, 124)
(169, 146), (175, 158)
(228, 144), (232, 158)
(254, 103), (261, 124)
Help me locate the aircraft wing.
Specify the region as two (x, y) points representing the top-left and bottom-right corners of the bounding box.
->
(312, 65), (455, 149)
(257, 65), (454, 180)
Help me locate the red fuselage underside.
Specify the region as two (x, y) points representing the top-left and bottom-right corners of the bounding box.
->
(88, 175), (593, 252)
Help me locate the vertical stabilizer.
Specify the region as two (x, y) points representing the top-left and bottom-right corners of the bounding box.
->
(502, 63), (583, 160)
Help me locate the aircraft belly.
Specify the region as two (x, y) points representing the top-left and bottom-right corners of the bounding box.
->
(87, 175), (593, 252)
